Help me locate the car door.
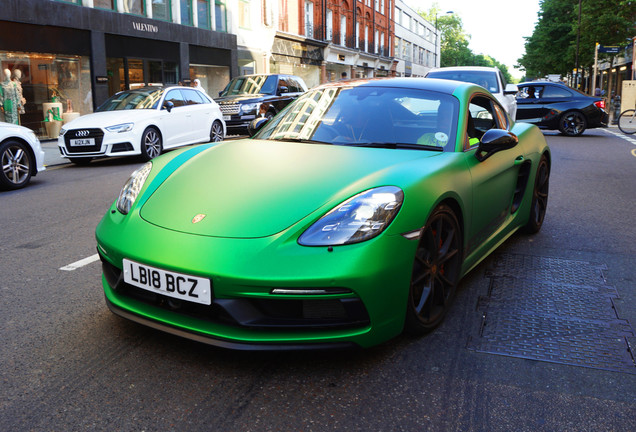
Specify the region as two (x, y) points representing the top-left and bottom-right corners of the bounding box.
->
(462, 95), (523, 258)
(181, 88), (213, 143)
(515, 84), (545, 124)
(160, 89), (191, 147)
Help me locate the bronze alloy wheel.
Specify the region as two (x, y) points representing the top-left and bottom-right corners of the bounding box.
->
(405, 204), (462, 334)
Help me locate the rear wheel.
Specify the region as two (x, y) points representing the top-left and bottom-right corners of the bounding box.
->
(140, 127), (162, 161)
(0, 140), (33, 190)
(558, 111), (586, 136)
(404, 205), (462, 335)
(618, 109), (636, 134)
(522, 154), (550, 234)
(210, 120), (224, 142)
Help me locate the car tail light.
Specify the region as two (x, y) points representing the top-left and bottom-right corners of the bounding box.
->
(594, 100), (606, 110)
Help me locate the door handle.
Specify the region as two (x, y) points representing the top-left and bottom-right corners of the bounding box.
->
(514, 155), (525, 165)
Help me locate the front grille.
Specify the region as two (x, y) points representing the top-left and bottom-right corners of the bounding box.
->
(102, 260), (370, 331)
(219, 103), (240, 115)
(64, 128), (104, 153)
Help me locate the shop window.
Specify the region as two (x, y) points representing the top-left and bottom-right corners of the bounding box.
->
(122, 0), (145, 15)
(190, 64), (230, 96)
(181, 0), (193, 26)
(152, 0), (171, 21)
(94, 0), (114, 9)
(197, 0), (211, 29)
(215, 1), (227, 32)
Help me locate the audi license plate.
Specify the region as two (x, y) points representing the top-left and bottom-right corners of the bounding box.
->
(70, 138), (95, 147)
(122, 259), (212, 305)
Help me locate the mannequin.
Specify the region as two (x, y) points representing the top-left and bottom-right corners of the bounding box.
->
(1, 69), (20, 124)
(12, 69), (26, 115)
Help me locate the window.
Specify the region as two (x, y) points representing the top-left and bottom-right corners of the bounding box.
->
(326, 10), (333, 40)
(197, 0), (211, 29)
(181, 0), (192, 25)
(215, 0), (227, 32)
(467, 96), (499, 148)
(123, 0), (145, 15)
(164, 89), (187, 108)
(340, 15), (346, 46)
(239, 0), (251, 28)
(380, 32), (385, 54)
(305, 1), (313, 38)
(151, 0), (170, 20)
(93, 0), (114, 10)
(364, 26), (369, 52)
(355, 22), (360, 48)
(374, 30), (379, 54)
(375, 0), (379, 12)
(542, 85), (572, 98)
(182, 88), (206, 105)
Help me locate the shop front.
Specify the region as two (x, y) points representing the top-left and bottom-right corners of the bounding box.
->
(270, 33), (325, 88)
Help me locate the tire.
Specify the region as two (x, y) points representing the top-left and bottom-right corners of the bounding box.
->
(404, 204), (462, 335)
(0, 140), (33, 190)
(618, 109), (636, 134)
(264, 111), (274, 121)
(140, 127), (162, 161)
(69, 157), (92, 166)
(522, 154), (550, 234)
(558, 111), (587, 136)
(210, 120), (224, 142)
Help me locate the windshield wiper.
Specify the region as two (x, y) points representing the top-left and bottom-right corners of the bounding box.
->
(270, 138), (334, 145)
(342, 142), (444, 151)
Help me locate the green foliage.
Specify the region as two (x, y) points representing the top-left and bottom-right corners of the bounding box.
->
(518, 0), (636, 80)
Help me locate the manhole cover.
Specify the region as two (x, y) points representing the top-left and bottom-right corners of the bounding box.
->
(467, 254), (636, 374)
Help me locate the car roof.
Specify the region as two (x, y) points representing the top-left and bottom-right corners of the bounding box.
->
(428, 66), (500, 73)
(315, 77), (469, 94)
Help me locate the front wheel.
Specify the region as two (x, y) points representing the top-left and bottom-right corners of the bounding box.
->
(140, 127), (162, 161)
(558, 111), (587, 136)
(522, 154), (550, 234)
(0, 140), (33, 190)
(404, 204), (462, 335)
(210, 120), (224, 142)
(618, 109), (636, 134)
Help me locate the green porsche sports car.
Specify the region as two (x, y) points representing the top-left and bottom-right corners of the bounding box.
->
(96, 78), (550, 350)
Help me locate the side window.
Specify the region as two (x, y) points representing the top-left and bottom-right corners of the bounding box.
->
(542, 86), (572, 98)
(288, 78), (302, 93)
(278, 78), (290, 94)
(182, 89), (205, 105)
(164, 90), (186, 108)
(465, 96), (499, 150)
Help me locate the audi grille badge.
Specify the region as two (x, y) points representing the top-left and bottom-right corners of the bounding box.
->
(192, 214), (206, 224)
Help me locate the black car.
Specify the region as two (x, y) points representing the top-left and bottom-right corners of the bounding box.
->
(516, 81), (608, 136)
(215, 74), (308, 134)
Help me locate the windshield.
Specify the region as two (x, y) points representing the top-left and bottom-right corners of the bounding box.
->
(219, 75), (277, 97)
(96, 88), (163, 111)
(253, 85), (459, 151)
(428, 70), (500, 94)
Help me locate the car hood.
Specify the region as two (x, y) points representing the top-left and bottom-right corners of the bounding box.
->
(63, 110), (159, 129)
(214, 94), (269, 104)
(139, 139), (441, 238)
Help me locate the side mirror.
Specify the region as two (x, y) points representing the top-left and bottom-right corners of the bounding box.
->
(163, 100), (174, 112)
(277, 86), (288, 96)
(248, 117), (270, 137)
(504, 83), (519, 95)
(475, 129), (518, 162)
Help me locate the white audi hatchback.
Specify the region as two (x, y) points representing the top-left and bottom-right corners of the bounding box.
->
(58, 86), (225, 165)
(0, 121), (46, 190)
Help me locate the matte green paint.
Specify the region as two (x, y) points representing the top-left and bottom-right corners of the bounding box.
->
(96, 82), (549, 349)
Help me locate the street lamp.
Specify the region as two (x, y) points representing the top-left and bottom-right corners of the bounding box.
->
(434, 11), (453, 68)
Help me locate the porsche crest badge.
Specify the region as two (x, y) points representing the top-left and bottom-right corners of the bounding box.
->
(192, 214), (206, 224)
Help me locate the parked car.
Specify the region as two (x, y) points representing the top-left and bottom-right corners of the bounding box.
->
(0, 121), (46, 190)
(215, 74), (307, 134)
(58, 86), (225, 164)
(96, 77), (550, 350)
(515, 81), (608, 136)
(426, 66), (518, 119)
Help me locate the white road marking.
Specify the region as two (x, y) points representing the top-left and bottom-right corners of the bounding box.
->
(604, 128), (636, 146)
(60, 254), (100, 271)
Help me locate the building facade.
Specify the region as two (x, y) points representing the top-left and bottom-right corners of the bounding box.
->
(393, 0), (438, 77)
(0, 0), (237, 137)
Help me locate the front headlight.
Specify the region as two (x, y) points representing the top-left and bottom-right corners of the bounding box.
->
(240, 103), (261, 114)
(298, 186), (404, 246)
(106, 123), (134, 133)
(59, 128), (67, 137)
(116, 162), (152, 215)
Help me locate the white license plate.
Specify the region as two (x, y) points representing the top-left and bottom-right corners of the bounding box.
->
(70, 138), (95, 147)
(122, 259), (212, 305)
(223, 115), (231, 121)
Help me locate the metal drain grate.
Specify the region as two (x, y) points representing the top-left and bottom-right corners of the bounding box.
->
(467, 254), (636, 374)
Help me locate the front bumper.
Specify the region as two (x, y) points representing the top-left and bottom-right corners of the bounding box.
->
(58, 128), (139, 158)
(96, 203), (417, 349)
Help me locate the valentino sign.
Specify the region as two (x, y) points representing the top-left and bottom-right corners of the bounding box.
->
(132, 21), (159, 33)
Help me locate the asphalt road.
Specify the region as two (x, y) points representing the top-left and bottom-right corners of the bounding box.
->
(1, 129), (635, 431)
